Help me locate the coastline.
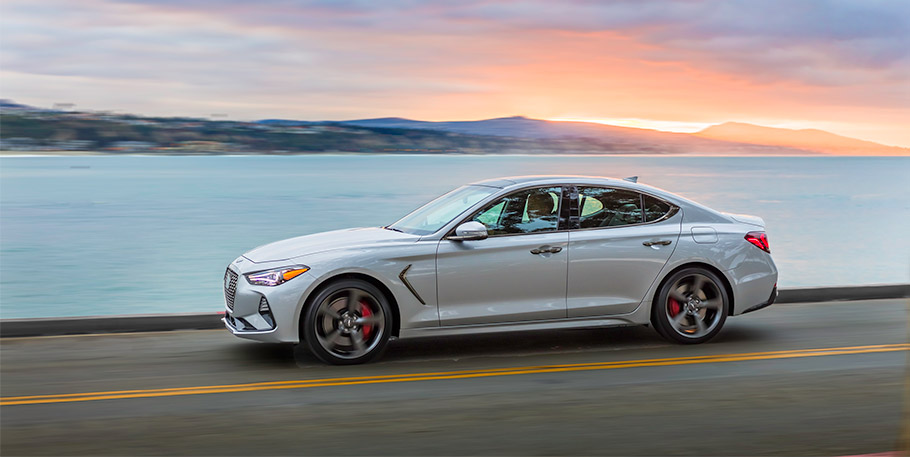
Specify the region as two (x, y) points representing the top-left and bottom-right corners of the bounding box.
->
(3, 150), (903, 158)
(2, 284), (907, 338)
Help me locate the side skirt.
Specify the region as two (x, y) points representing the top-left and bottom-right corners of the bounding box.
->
(398, 315), (644, 339)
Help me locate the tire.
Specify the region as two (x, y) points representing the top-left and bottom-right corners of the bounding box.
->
(301, 279), (392, 365)
(651, 267), (729, 344)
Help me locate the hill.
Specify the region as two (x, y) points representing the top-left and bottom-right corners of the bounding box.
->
(696, 122), (907, 156)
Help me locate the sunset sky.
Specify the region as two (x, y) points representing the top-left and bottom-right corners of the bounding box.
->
(1, 0), (908, 146)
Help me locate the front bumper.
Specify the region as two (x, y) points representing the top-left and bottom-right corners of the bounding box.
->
(223, 263), (315, 343)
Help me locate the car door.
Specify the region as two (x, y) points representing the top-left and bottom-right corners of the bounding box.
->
(567, 186), (682, 317)
(436, 185), (569, 326)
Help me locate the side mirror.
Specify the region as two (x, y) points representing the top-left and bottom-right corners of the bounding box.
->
(447, 221), (488, 241)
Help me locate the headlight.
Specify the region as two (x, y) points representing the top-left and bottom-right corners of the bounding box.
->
(245, 266), (309, 286)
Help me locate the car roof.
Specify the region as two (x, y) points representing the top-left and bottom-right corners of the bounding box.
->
(470, 175), (632, 189)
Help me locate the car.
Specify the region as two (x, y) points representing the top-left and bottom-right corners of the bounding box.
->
(223, 175), (778, 364)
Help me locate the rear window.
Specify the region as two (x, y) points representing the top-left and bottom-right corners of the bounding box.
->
(643, 194), (674, 222)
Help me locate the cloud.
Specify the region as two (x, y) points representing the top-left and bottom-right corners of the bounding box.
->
(1, 0), (908, 145)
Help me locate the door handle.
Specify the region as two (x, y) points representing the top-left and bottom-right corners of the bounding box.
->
(531, 246), (563, 254)
(643, 240), (672, 246)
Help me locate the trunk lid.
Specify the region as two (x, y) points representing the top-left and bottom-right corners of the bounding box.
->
(723, 212), (766, 228)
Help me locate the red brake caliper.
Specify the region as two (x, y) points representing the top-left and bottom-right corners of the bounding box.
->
(360, 301), (373, 338)
(668, 297), (682, 317)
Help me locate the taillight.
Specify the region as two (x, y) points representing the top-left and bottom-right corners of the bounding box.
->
(745, 231), (770, 253)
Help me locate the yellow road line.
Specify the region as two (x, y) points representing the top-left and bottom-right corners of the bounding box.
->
(2, 343), (907, 406)
(5, 343), (895, 401)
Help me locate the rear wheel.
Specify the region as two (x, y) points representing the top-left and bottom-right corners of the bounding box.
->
(302, 279), (391, 365)
(652, 268), (728, 344)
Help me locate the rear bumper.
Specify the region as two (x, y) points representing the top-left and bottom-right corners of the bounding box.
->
(727, 253), (778, 315)
(741, 285), (778, 315)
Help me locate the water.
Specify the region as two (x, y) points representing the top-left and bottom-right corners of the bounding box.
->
(1, 154), (908, 319)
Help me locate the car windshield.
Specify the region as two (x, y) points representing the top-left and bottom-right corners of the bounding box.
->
(387, 185), (498, 236)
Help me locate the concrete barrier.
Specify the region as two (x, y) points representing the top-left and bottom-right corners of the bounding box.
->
(1, 313), (225, 338)
(1, 284), (907, 338)
(776, 284), (910, 304)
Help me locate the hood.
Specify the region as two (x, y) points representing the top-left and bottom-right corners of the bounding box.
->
(723, 212), (765, 228)
(243, 227), (418, 263)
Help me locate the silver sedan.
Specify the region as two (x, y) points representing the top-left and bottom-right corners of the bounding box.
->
(223, 176), (778, 364)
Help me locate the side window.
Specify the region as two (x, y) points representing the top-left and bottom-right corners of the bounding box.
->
(643, 194), (674, 222)
(577, 187), (643, 228)
(471, 186), (562, 235)
(475, 200), (506, 227)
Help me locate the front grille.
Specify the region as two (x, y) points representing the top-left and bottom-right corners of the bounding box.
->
(224, 268), (238, 310)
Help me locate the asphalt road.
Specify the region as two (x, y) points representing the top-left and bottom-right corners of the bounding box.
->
(1, 299), (908, 456)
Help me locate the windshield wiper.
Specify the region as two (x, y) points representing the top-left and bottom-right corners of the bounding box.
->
(383, 226), (405, 233)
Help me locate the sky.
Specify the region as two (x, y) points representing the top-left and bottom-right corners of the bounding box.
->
(1, 0), (909, 146)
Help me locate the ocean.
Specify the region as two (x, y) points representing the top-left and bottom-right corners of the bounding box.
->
(1, 154), (907, 318)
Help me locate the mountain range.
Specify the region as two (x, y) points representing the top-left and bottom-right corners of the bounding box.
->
(3, 98), (905, 155)
(262, 116), (906, 155)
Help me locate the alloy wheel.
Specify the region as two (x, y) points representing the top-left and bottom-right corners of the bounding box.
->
(313, 287), (386, 360)
(665, 273), (724, 339)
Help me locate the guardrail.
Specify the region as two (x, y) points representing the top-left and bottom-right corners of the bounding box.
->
(1, 284), (907, 338)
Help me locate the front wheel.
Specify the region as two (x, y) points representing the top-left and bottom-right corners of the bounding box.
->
(302, 279), (392, 365)
(652, 268), (729, 344)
